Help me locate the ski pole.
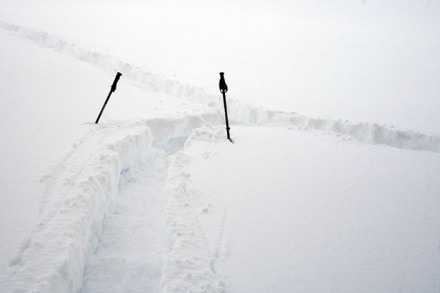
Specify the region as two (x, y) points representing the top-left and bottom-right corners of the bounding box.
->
(219, 72), (232, 142)
(95, 72), (122, 124)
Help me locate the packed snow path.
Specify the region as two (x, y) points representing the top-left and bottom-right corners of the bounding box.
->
(4, 115), (219, 292)
(82, 147), (167, 291)
(81, 117), (218, 292)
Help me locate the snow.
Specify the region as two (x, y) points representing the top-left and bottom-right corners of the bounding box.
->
(3, 116), (220, 292)
(82, 117), (215, 292)
(6, 121), (152, 291)
(0, 27), (214, 285)
(1, 1), (440, 292)
(176, 126), (440, 292)
(1, 0), (440, 133)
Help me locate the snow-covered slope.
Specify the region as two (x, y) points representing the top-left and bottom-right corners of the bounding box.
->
(2, 21), (439, 153)
(0, 28), (214, 287)
(1, 1), (440, 292)
(166, 126), (440, 292)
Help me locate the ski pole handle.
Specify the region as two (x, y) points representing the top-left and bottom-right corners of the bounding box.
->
(111, 72), (122, 93)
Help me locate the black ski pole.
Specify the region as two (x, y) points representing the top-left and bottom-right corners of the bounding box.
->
(219, 72), (232, 142)
(95, 72), (122, 124)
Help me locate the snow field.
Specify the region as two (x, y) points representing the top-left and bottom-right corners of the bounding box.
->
(0, 20), (218, 108)
(2, 14), (440, 292)
(175, 125), (440, 292)
(0, 25), (215, 285)
(2, 20), (439, 155)
(2, 1), (440, 134)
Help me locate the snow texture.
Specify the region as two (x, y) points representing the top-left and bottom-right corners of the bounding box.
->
(161, 133), (227, 293)
(1, 14), (440, 292)
(1, 20), (439, 154)
(4, 115), (217, 292)
(6, 121), (152, 291)
(173, 126), (440, 292)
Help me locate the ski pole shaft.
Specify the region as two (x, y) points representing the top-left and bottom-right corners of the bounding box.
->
(222, 91), (232, 142)
(95, 72), (122, 124)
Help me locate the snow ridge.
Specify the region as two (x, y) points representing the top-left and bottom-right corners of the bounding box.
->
(160, 127), (230, 293)
(0, 20), (216, 107)
(160, 126), (234, 293)
(1, 20), (439, 153)
(228, 100), (440, 153)
(5, 121), (153, 292)
(162, 151), (225, 293)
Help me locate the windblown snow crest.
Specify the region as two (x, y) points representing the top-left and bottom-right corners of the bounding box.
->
(0, 20), (216, 107)
(228, 100), (440, 153)
(1, 20), (439, 153)
(4, 115), (218, 292)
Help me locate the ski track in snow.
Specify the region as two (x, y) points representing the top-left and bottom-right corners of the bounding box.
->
(2, 20), (440, 292)
(4, 115), (220, 292)
(82, 140), (166, 292)
(161, 127), (231, 293)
